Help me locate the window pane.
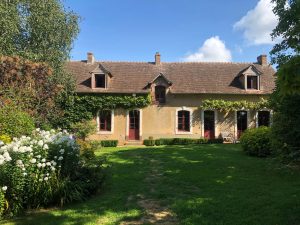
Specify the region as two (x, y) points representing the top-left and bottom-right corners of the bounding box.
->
(155, 86), (166, 103)
(247, 76), (258, 89)
(95, 74), (105, 88)
(99, 110), (111, 131)
(178, 110), (190, 132)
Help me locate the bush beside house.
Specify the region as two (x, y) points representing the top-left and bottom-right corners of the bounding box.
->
(240, 127), (272, 157)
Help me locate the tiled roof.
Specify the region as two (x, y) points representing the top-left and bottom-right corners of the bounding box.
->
(65, 60), (276, 94)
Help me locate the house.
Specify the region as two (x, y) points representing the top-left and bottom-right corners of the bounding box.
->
(66, 52), (276, 144)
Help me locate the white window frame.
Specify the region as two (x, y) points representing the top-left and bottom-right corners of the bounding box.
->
(93, 73), (107, 89)
(255, 109), (273, 128)
(234, 110), (250, 139)
(201, 110), (218, 138)
(126, 109), (143, 138)
(175, 107), (193, 135)
(245, 75), (260, 90)
(97, 110), (114, 134)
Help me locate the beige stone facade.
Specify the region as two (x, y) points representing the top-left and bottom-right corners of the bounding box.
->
(90, 94), (271, 145)
(67, 53), (275, 145)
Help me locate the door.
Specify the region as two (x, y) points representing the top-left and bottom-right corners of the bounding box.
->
(258, 111), (270, 127)
(237, 111), (247, 139)
(204, 111), (215, 139)
(129, 110), (140, 140)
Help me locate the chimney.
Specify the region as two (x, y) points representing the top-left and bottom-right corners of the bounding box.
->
(155, 52), (161, 65)
(87, 52), (95, 64)
(257, 54), (267, 66)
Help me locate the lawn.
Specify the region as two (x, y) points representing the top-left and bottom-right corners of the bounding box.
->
(3, 144), (300, 225)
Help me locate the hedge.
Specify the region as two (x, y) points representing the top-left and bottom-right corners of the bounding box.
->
(101, 140), (118, 147)
(143, 138), (223, 146)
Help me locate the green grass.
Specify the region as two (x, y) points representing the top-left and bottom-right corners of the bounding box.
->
(3, 144), (300, 225)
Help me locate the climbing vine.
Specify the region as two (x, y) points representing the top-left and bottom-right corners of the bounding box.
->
(200, 98), (270, 112)
(56, 94), (151, 128)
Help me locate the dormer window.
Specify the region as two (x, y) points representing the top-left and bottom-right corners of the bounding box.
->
(95, 74), (106, 88)
(247, 76), (258, 90)
(155, 85), (166, 104)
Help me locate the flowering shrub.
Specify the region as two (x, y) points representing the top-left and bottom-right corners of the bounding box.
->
(0, 129), (105, 218)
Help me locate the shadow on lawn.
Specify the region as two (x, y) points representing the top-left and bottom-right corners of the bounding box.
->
(7, 144), (300, 225)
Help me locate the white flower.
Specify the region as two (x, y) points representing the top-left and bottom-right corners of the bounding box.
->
(58, 156), (63, 161)
(2, 186), (7, 191)
(42, 163), (46, 168)
(37, 163), (42, 168)
(0, 159), (4, 165)
(0, 141), (4, 146)
(44, 177), (48, 181)
(41, 158), (46, 163)
(37, 155), (41, 159)
(51, 167), (55, 171)
(46, 162), (51, 166)
(38, 140), (44, 147)
(30, 158), (37, 164)
(51, 161), (57, 166)
(43, 144), (49, 150)
(23, 172), (27, 176)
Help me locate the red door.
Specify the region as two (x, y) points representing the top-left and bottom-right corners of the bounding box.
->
(237, 111), (247, 139)
(204, 111), (215, 139)
(129, 110), (140, 140)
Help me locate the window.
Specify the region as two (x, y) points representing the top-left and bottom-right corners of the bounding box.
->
(247, 76), (258, 89)
(155, 86), (166, 103)
(258, 111), (270, 127)
(99, 110), (112, 131)
(178, 110), (190, 132)
(95, 74), (106, 88)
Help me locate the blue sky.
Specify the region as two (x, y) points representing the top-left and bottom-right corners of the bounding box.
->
(63, 0), (278, 64)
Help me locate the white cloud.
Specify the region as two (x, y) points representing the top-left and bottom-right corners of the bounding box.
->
(183, 36), (232, 62)
(234, 0), (278, 45)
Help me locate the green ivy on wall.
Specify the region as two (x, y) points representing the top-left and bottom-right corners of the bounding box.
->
(57, 94), (151, 128)
(200, 98), (270, 112)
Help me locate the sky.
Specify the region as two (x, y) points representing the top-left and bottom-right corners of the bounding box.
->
(63, 0), (279, 64)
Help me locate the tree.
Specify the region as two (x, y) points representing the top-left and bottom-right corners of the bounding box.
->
(0, 0), (80, 126)
(270, 0), (300, 66)
(270, 0), (300, 164)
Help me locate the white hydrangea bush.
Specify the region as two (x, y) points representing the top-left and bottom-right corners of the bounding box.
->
(0, 129), (80, 216)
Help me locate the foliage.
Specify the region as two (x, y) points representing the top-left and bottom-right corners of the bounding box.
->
(71, 120), (96, 141)
(0, 135), (11, 145)
(0, 0), (80, 127)
(275, 56), (300, 95)
(270, 0), (300, 66)
(0, 129), (105, 218)
(76, 139), (96, 160)
(270, 92), (300, 163)
(143, 139), (155, 146)
(146, 138), (223, 146)
(200, 99), (270, 112)
(0, 104), (35, 137)
(240, 127), (272, 157)
(57, 94), (151, 128)
(101, 140), (118, 147)
(0, 56), (61, 125)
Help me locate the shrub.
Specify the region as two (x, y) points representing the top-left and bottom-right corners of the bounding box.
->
(0, 135), (11, 145)
(101, 140), (118, 147)
(240, 127), (271, 157)
(70, 120), (96, 140)
(76, 139), (95, 160)
(0, 105), (35, 137)
(154, 138), (222, 145)
(144, 139), (155, 146)
(0, 129), (105, 218)
(207, 138), (224, 144)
